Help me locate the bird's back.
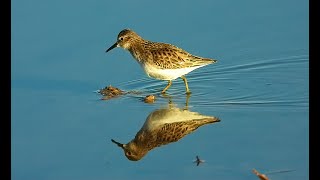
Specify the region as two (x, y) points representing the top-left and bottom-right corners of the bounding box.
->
(143, 117), (220, 149)
(141, 42), (217, 69)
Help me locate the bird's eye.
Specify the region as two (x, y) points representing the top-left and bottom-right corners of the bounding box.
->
(119, 37), (124, 41)
(126, 151), (132, 156)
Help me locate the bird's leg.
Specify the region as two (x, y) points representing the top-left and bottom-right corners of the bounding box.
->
(181, 76), (191, 94)
(161, 80), (172, 94)
(184, 93), (191, 110)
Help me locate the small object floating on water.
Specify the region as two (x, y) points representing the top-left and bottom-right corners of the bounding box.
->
(144, 95), (156, 103)
(99, 85), (126, 100)
(193, 155), (205, 166)
(252, 169), (269, 180)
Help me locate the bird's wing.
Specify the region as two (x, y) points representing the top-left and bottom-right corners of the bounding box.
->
(151, 118), (219, 148)
(149, 44), (217, 69)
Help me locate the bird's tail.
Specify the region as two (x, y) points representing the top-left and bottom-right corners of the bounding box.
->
(203, 58), (217, 64)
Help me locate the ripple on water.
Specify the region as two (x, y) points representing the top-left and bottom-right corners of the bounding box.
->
(102, 53), (308, 110)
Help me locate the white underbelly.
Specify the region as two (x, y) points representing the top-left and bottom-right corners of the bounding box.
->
(141, 63), (204, 80)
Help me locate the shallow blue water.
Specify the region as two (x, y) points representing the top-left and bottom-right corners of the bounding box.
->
(12, 0), (308, 179)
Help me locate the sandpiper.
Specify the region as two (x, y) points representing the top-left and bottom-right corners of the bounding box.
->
(111, 105), (220, 161)
(106, 29), (217, 94)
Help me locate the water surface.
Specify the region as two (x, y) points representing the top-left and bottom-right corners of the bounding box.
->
(12, 0), (308, 179)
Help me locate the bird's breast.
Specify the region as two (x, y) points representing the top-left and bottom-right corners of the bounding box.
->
(141, 63), (203, 80)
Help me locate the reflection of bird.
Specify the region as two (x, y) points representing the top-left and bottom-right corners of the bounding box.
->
(193, 155), (205, 166)
(111, 105), (220, 161)
(106, 29), (217, 94)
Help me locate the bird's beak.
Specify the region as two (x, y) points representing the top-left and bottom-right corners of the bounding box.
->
(106, 42), (118, 53)
(111, 139), (124, 149)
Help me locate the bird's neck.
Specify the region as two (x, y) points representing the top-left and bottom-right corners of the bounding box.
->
(128, 39), (149, 63)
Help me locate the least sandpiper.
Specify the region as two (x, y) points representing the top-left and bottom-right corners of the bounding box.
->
(106, 29), (217, 94)
(111, 104), (220, 161)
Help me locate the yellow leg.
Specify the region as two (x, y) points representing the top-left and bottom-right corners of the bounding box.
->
(183, 93), (191, 110)
(181, 76), (191, 94)
(161, 80), (172, 94)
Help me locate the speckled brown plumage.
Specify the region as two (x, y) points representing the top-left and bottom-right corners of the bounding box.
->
(137, 118), (218, 150)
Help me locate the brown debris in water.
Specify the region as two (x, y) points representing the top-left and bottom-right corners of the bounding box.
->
(98, 85), (153, 101)
(252, 169), (269, 180)
(99, 85), (126, 100)
(144, 95), (156, 103)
